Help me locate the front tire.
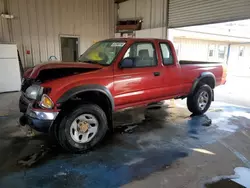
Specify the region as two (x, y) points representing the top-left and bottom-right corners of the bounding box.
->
(57, 104), (108, 153)
(187, 84), (212, 115)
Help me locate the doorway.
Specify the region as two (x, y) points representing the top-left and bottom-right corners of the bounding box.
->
(60, 36), (79, 62)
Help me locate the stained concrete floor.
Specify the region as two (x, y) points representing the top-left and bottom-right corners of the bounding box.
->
(0, 77), (250, 188)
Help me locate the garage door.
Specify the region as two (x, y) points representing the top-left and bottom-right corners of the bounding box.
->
(169, 0), (250, 28)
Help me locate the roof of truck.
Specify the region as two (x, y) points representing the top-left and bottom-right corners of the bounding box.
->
(104, 38), (170, 42)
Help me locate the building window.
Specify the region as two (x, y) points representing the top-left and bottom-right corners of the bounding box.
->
(239, 46), (245, 57)
(218, 45), (226, 59)
(208, 44), (215, 57)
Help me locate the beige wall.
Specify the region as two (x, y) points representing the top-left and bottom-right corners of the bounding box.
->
(228, 44), (250, 65)
(174, 38), (250, 67)
(118, 0), (168, 29)
(0, 0), (116, 67)
(174, 38), (229, 63)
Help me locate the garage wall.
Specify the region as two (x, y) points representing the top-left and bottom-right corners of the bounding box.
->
(0, 0), (12, 42)
(118, 0), (168, 29)
(0, 0), (115, 67)
(135, 27), (166, 39)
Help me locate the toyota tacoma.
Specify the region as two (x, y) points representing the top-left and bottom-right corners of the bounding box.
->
(19, 38), (227, 152)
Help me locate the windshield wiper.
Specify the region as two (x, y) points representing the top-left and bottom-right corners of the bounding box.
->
(82, 60), (106, 66)
(81, 60), (99, 64)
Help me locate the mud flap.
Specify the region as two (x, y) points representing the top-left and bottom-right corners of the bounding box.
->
(212, 89), (214, 101)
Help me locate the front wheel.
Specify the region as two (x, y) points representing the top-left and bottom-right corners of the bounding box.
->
(187, 84), (212, 115)
(57, 104), (108, 153)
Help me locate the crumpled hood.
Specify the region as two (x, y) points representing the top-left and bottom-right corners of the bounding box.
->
(24, 61), (103, 79)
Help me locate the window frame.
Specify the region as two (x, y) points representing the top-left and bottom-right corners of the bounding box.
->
(120, 41), (158, 68)
(208, 44), (215, 57)
(239, 46), (245, 57)
(159, 42), (174, 66)
(218, 45), (227, 59)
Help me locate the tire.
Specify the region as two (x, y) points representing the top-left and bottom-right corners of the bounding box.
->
(57, 104), (108, 153)
(187, 96), (194, 113)
(186, 84), (212, 115)
(49, 121), (59, 143)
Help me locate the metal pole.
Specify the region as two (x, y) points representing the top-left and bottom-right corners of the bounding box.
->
(226, 44), (231, 65)
(165, 0), (169, 39)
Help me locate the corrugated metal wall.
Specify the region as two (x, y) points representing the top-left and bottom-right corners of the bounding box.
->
(135, 27), (166, 39)
(0, 0), (115, 67)
(118, 0), (168, 29)
(0, 0), (12, 42)
(169, 0), (250, 28)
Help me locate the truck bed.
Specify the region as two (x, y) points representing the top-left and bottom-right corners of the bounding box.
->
(179, 60), (226, 95)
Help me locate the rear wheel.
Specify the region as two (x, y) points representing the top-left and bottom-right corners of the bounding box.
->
(187, 84), (212, 115)
(57, 104), (108, 153)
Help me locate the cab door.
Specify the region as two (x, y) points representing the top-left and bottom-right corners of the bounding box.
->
(159, 42), (183, 97)
(113, 42), (164, 108)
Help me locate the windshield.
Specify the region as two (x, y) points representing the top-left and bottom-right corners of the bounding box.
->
(79, 41), (126, 66)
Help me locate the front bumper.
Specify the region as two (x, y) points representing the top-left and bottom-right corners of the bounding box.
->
(19, 94), (59, 133)
(19, 115), (54, 133)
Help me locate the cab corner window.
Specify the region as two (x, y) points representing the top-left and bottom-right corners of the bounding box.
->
(160, 43), (174, 65)
(122, 42), (157, 68)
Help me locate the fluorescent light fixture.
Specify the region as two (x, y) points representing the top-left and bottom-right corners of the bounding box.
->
(1, 13), (14, 19)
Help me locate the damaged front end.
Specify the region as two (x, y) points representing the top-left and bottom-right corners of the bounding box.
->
(19, 84), (59, 133)
(19, 62), (102, 132)
(21, 65), (101, 92)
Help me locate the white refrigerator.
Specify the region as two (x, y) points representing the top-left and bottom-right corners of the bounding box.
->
(0, 44), (21, 93)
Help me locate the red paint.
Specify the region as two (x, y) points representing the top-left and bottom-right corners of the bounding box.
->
(26, 50), (31, 55)
(23, 38), (227, 111)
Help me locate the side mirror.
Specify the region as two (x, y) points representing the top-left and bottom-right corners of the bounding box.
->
(120, 58), (134, 68)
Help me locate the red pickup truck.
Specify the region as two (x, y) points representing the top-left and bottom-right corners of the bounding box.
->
(19, 38), (227, 152)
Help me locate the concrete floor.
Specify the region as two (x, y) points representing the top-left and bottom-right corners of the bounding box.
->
(0, 76), (250, 188)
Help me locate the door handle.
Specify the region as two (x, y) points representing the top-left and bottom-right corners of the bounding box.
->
(153, 72), (160, 76)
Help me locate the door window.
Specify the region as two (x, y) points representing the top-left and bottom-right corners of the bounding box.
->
(160, 43), (174, 65)
(122, 43), (157, 67)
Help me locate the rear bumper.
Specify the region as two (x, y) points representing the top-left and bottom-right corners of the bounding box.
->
(19, 94), (59, 133)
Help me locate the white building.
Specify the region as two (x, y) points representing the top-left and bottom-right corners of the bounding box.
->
(169, 22), (250, 76)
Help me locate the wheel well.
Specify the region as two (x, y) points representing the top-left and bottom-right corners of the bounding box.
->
(56, 91), (113, 131)
(198, 76), (215, 89)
